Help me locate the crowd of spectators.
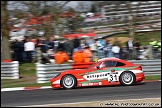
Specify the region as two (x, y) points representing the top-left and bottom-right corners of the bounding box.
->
(10, 35), (161, 64)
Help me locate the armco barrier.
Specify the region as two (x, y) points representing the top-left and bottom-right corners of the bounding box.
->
(36, 62), (93, 83)
(36, 59), (161, 83)
(1, 61), (19, 79)
(128, 59), (161, 76)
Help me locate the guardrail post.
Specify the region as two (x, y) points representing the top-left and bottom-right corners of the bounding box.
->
(148, 45), (153, 60)
(1, 61), (19, 79)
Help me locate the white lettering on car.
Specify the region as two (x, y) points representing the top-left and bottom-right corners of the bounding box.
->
(83, 72), (119, 82)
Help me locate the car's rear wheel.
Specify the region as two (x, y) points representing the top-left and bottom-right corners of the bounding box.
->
(61, 75), (76, 89)
(119, 71), (136, 86)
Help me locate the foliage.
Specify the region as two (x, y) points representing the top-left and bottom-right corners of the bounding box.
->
(112, 31), (161, 46)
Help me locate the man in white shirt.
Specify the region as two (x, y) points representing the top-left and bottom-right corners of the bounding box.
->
(24, 38), (35, 63)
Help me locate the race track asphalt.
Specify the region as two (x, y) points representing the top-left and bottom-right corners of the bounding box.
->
(1, 81), (161, 107)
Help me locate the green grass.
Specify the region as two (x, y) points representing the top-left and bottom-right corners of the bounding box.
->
(145, 75), (161, 80)
(1, 63), (51, 88)
(110, 31), (161, 46)
(1, 62), (161, 88)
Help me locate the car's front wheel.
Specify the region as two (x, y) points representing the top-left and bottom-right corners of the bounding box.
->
(119, 71), (136, 86)
(61, 75), (76, 89)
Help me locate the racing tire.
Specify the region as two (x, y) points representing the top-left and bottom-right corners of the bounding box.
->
(119, 71), (136, 86)
(61, 75), (77, 89)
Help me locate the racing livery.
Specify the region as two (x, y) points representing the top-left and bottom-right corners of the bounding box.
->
(50, 57), (144, 89)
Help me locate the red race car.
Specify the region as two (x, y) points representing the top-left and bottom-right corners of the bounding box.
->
(50, 57), (144, 89)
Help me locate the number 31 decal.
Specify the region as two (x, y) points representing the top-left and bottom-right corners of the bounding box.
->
(108, 74), (118, 82)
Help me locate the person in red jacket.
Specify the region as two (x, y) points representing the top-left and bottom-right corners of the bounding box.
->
(54, 48), (69, 64)
(72, 47), (84, 63)
(83, 45), (92, 62)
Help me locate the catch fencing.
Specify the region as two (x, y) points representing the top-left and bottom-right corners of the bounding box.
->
(36, 59), (161, 83)
(1, 61), (19, 79)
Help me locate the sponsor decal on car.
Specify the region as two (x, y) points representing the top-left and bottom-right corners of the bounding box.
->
(80, 66), (140, 84)
(81, 82), (102, 86)
(83, 72), (119, 83)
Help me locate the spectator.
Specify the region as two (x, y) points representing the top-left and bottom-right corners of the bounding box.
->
(73, 36), (80, 52)
(53, 36), (60, 53)
(13, 39), (24, 63)
(80, 38), (88, 49)
(54, 48), (69, 64)
(134, 39), (141, 60)
(36, 36), (49, 63)
(57, 39), (66, 52)
(36, 36), (48, 53)
(72, 47), (84, 63)
(112, 38), (120, 58)
(87, 37), (94, 46)
(63, 38), (74, 60)
(24, 38), (35, 63)
(139, 46), (149, 60)
(89, 39), (97, 61)
(119, 42), (123, 59)
(104, 39), (113, 58)
(21, 36), (29, 62)
(83, 45), (92, 62)
(157, 39), (161, 52)
(126, 37), (134, 60)
(149, 38), (159, 59)
(48, 36), (55, 51)
(47, 36), (55, 58)
(31, 38), (37, 58)
(96, 37), (105, 59)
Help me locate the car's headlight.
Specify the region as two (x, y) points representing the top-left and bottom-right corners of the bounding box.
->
(53, 73), (61, 78)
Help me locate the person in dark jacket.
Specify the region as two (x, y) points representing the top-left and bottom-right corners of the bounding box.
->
(134, 39), (141, 60)
(63, 38), (74, 60)
(126, 37), (134, 60)
(73, 36), (80, 52)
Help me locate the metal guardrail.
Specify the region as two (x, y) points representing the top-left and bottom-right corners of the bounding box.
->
(36, 63), (73, 83)
(36, 59), (161, 83)
(36, 63), (92, 83)
(128, 59), (161, 76)
(1, 61), (19, 79)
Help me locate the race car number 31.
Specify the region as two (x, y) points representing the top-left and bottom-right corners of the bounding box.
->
(108, 73), (118, 82)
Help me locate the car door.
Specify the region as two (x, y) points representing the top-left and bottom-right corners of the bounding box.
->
(88, 60), (118, 83)
(100, 60), (119, 83)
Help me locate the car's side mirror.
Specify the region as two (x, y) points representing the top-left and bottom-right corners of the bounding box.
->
(96, 66), (100, 69)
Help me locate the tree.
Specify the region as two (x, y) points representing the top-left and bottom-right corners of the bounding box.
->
(1, 1), (12, 61)
(1, 1), (72, 61)
(90, 4), (97, 13)
(10, 1), (71, 39)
